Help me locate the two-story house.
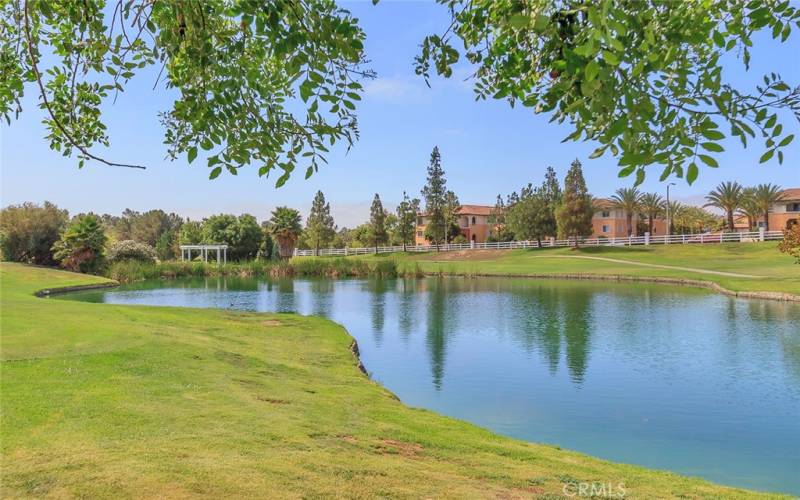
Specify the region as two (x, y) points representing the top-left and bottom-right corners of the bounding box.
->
(736, 188), (800, 231)
(591, 199), (667, 238)
(415, 205), (496, 245)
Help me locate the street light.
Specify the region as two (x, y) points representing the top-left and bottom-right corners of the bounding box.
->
(666, 182), (676, 242)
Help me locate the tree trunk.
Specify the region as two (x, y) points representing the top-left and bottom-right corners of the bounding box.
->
(626, 213), (633, 237)
(276, 235), (296, 259)
(764, 210), (770, 231)
(648, 215), (654, 234)
(727, 210), (734, 232)
(537, 237), (542, 248)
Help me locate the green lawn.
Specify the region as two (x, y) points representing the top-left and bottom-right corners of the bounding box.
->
(386, 242), (800, 296)
(0, 263), (788, 498)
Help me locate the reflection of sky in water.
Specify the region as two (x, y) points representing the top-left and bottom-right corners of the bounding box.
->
(63, 277), (800, 495)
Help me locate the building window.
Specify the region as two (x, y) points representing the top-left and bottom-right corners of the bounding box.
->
(757, 221), (766, 228)
(602, 225), (609, 233)
(416, 217), (423, 225)
(471, 216), (476, 225)
(601, 210), (610, 218)
(416, 231), (423, 237)
(788, 203), (800, 212)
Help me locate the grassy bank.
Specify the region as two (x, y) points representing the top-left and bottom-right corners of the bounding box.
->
(384, 242), (800, 297)
(0, 263), (779, 498)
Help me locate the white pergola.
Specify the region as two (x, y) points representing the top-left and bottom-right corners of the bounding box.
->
(179, 244), (228, 265)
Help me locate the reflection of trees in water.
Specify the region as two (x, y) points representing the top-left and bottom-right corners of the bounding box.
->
(745, 299), (800, 384)
(397, 279), (418, 343)
(417, 278), (597, 389)
(309, 279), (334, 317)
(272, 278), (295, 312)
(368, 278), (390, 346)
(505, 282), (592, 383)
(426, 279), (451, 391)
(561, 287), (593, 384)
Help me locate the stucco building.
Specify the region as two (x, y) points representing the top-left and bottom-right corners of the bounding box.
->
(415, 205), (497, 245)
(591, 199), (667, 239)
(735, 188), (800, 231)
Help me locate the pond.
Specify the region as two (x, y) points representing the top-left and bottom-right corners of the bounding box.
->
(61, 276), (800, 495)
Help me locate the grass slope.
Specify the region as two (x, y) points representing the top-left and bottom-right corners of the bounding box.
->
(0, 263), (785, 498)
(387, 242), (800, 296)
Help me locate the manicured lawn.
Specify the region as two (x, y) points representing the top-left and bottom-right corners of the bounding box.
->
(0, 263), (786, 498)
(388, 242), (800, 296)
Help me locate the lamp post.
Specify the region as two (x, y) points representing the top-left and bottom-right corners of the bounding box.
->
(666, 182), (676, 243)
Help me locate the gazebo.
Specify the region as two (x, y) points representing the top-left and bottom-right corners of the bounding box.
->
(179, 244), (228, 265)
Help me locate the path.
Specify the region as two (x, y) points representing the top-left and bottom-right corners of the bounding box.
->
(546, 255), (764, 278)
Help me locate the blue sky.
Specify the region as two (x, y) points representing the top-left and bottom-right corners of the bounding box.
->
(2, 1), (798, 226)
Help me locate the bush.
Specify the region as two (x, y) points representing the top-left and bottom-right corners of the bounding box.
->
(53, 214), (106, 273)
(108, 240), (157, 264)
(452, 235), (468, 244)
(0, 201), (68, 265)
(778, 224), (800, 264)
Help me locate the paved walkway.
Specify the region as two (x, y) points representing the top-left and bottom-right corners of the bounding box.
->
(548, 255), (763, 278)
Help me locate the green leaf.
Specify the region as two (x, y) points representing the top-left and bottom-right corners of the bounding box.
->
(687, 163), (698, 184)
(209, 166), (222, 179)
(778, 134), (794, 147)
(701, 129), (725, 140)
(618, 165), (636, 177)
(698, 154), (719, 168)
(187, 147), (197, 164)
(508, 14), (529, 29)
(585, 60), (600, 82)
(759, 149), (775, 163)
(602, 51), (620, 66)
(533, 14), (549, 31)
(700, 142), (724, 152)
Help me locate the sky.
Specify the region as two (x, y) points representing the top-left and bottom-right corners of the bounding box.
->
(2, 1), (799, 227)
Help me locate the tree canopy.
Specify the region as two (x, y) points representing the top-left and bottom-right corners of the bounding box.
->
(3, 1), (798, 184)
(306, 190), (336, 254)
(417, 0), (799, 184)
(2, 0), (371, 183)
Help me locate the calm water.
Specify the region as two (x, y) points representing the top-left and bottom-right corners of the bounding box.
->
(62, 277), (800, 494)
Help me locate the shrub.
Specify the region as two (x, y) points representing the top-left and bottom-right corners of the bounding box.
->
(53, 214), (106, 273)
(778, 224), (800, 264)
(452, 235), (468, 244)
(0, 201), (68, 265)
(108, 240), (157, 264)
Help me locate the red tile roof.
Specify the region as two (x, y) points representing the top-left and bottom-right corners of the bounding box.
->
(780, 188), (800, 201)
(457, 204), (496, 216)
(593, 198), (614, 209)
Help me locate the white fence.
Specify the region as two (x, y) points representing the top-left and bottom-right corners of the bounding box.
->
(294, 229), (784, 257)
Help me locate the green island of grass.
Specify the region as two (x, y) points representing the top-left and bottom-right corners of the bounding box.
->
(1, 262), (791, 498)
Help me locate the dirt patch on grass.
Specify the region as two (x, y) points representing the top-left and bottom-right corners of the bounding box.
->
(375, 439), (423, 457)
(262, 320), (282, 327)
(256, 396), (290, 404)
(418, 249), (508, 261)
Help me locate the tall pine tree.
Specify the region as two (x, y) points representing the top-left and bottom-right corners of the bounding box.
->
(396, 191), (420, 252)
(306, 190), (335, 255)
(369, 193), (388, 252)
(421, 146), (447, 250)
(555, 160), (594, 248)
(443, 190), (461, 244)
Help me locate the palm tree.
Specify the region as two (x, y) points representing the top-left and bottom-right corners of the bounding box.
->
(268, 207), (303, 258)
(704, 181), (742, 232)
(640, 193), (665, 235)
(666, 201), (685, 234)
(737, 188), (761, 231)
(751, 183), (784, 231)
(611, 187), (642, 236)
